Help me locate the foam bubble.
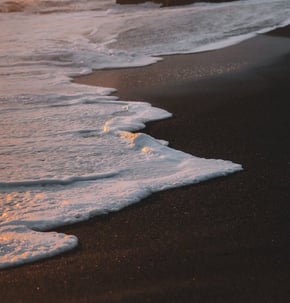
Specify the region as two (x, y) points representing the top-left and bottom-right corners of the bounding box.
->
(0, 225), (78, 269)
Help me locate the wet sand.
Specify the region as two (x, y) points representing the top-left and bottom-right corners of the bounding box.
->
(1, 27), (290, 303)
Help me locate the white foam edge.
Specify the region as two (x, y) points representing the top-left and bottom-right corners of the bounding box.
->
(103, 101), (172, 133)
(135, 21), (290, 59)
(0, 225), (78, 269)
(0, 131), (242, 269)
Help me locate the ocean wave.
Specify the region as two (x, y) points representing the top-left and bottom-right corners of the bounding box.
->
(1, 0), (289, 269)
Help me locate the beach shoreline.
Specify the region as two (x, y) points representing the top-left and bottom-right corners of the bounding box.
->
(1, 27), (290, 303)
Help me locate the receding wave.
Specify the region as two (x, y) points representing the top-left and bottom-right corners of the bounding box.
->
(1, 0), (289, 270)
(0, 172), (120, 189)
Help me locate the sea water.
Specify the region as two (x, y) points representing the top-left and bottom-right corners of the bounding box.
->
(0, 0), (289, 269)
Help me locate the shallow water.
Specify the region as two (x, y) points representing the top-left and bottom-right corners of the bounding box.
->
(0, 0), (289, 268)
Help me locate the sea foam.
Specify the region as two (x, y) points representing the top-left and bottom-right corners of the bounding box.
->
(1, 0), (289, 268)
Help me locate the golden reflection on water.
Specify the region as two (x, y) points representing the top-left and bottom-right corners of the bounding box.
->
(2, 192), (45, 204)
(0, 192), (46, 221)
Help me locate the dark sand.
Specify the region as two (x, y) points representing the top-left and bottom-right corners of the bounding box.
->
(1, 27), (290, 303)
